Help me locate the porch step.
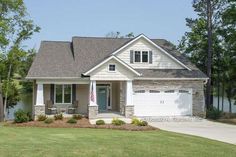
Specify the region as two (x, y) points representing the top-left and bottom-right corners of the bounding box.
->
(138, 116), (205, 122)
(90, 118), (132, 124)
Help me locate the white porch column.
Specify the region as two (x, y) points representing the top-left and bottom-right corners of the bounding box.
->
(126, 80), (133, 106)
(35, 83), (45, 118)
(36, 83), (44, 106)
(89, 80), (97, 106)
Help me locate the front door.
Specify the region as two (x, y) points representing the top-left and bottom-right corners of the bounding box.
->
(97, 87), (107, 111)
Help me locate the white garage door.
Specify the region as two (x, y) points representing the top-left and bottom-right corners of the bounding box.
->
(133, 89), (192, 116)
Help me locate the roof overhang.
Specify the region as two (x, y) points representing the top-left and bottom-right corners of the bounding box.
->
(112, 34), (192, 71)
(83, 55), (141, 76)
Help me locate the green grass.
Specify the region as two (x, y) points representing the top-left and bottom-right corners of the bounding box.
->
(0, 126), (235, 157)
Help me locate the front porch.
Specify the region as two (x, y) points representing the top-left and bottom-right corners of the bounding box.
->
(33, 80), (134, 119)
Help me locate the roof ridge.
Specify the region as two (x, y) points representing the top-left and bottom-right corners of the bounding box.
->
(41, 40), (71, 43)
(72, 36), (133, 39)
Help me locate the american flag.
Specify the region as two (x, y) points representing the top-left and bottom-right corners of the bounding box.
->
(90, 83), (94, 102)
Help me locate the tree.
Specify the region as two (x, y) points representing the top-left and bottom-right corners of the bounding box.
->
(0, 0), (40, 121)
(106, 31), (135, 38)
(178, 0), (226, 110)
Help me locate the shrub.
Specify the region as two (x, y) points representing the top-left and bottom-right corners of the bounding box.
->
(207, 107), (222, 120)
(44, 118), (54, 124)
(72, 114), (83, 120)
(14, 109), (29, 123)
(138, 121), (148, 126)
(131, 118), (148, 126)
(96, 120), (105, 125)
(131, 118), (141, 125)
(37, 114), (47, 121)
(112, 118), (125, 126)
(54, 114), (63, 120)
(67, 118), (77, 124)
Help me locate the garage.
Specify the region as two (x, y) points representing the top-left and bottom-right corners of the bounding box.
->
(133, 89), (192, 116)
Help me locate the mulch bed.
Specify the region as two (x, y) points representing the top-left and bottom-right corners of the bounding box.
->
(216, 118), (236, 125)
(4, 118), (157, 131)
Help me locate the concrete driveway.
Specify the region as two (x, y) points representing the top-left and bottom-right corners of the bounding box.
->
(150, 119), (236, 145)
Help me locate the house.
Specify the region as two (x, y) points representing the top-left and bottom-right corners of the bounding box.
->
(26, 34), (208, 119)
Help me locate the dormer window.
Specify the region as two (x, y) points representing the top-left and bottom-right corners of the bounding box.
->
(108, 64), (116, 72)
(134, 51), (149, 63)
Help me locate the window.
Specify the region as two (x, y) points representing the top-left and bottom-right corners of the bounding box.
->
(142, 51), (148, 62)
(134, 51), (141, 62)
(164, 90), (175, 93)
(108, 64), (116, 71)
(55, 84), (72, 104)
(134, 51), (149, 63)
(179, 90), (189, 93)
(134, 90), (145, 93)
(149, 90), (160, 93)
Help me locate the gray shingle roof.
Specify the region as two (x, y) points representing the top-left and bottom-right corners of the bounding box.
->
(26, 36), (207, 79)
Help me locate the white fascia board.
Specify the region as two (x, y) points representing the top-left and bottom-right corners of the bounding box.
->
(83, 55), (141, 76)
(112, 34), (192, 71)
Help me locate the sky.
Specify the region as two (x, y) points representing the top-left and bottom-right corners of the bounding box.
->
(23, 0), (197, 50)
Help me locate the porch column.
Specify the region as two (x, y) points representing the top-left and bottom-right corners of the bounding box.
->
(35, 83), (45, 118)
(88, 80), (98, 119)
(125, 80), (134, 118)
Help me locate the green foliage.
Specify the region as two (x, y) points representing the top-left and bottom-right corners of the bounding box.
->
(2, 80), (20, 108)
(105, 31), (134, 38)
(67, 118), (77, 124)
(37, 114), (47, 121)
(72, 114), (83, 120)
(111, 118), (125, 126)
(131, 118), (148, 126)
(96, 120), (105, 125)
(14, 109), (29, 123)
(54, 114), (63, 120)
(44, 118), (54, 124)
(207, 107), (222, 120)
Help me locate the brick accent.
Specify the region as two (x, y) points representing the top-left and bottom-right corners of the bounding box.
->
(88, 106), (98, 119)
(133, 80), (206, 118)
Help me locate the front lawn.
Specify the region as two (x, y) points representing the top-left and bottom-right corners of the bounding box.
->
(0, 127), (235, 157)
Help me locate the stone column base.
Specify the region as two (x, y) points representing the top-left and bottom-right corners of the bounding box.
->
(34, 105), (45, 119)
(124, 105), (134, 118)
(88, 106), (98, 119)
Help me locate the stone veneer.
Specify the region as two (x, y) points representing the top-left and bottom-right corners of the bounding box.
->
(133, 80), (206, 118)
(34, 105), (45, 117)
(88, 106), (98, 119)
(124, 105), (134, 118)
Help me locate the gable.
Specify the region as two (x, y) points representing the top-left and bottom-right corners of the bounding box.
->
(116, 37), (187, 70)
(89, 58), (138, 81)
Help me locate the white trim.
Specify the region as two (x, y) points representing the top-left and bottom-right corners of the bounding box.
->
(36, 79), (89, 84)
(134, 77), (208, 81)
(112, 34), (192, 71)
(108, 64), (116, 72)
(83, 55), (141, 76)
(126, 80), (133, 106)
(54, 84), (72, 105)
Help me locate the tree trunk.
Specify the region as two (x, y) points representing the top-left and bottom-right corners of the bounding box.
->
(3, 64), (12, 120)
(221, 81), (225, 112)
(206, 0), (213, 109)
(0, 80), (3, 122)
(227, 96), (232, 113)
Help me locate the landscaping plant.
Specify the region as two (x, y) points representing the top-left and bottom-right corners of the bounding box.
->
(37, 114), (47, 121)
(14, 109), (29, 123)
(44, 118), (54, 124)
(54, 114), (63, 120)
(96, 119), (105, 125)
(112, 118), (125, 126)
(72, 114), (83, 120)
(67, 118), (77, 124)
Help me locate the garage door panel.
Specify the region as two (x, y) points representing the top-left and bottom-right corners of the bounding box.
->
(133, 89), (192, 116)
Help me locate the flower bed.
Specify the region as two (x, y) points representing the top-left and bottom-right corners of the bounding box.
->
(4, 118), (157, 131)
